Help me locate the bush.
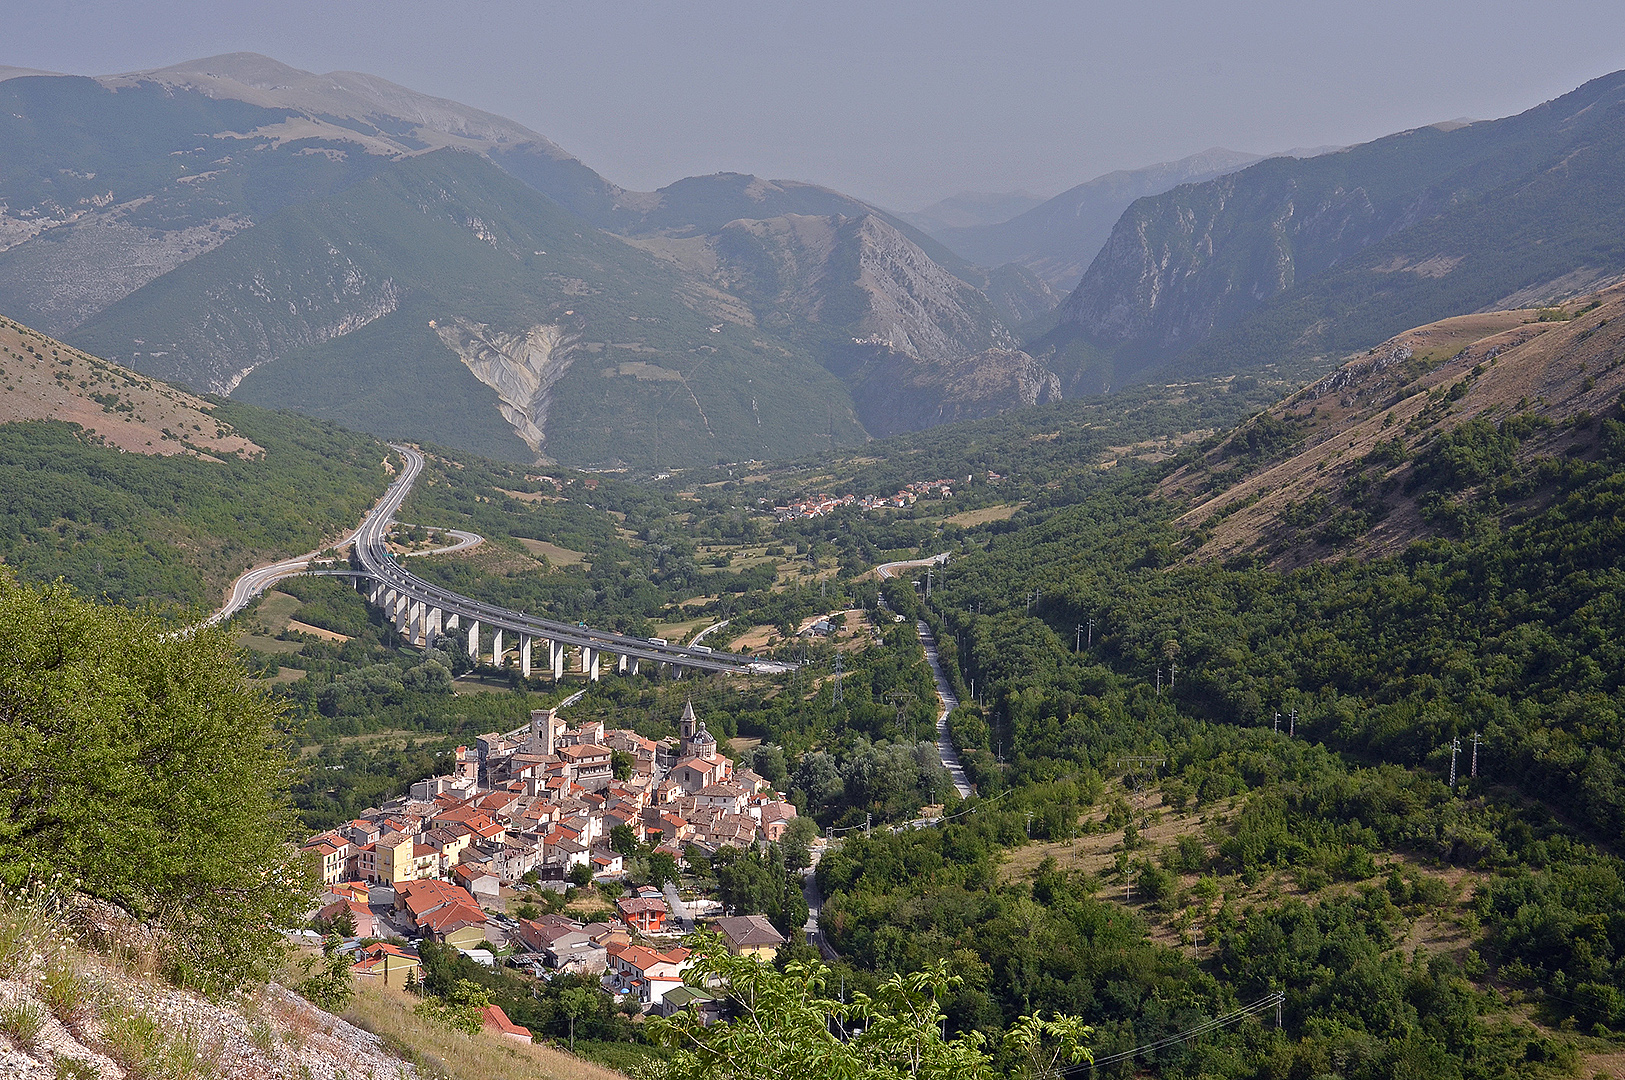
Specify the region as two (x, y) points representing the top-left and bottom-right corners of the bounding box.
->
(0, 573), (315, 995)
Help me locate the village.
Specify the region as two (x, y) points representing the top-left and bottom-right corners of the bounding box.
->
(773, 477), (960, 520)
(299, 700), (804, 1039)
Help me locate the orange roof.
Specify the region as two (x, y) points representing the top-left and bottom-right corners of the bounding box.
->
(421, 901), (487, 934)
(481, 1004), (531, 1038)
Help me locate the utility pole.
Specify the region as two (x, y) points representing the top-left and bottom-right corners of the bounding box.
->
(1088, 616), (1094, 648)
(1025, 811), (1034, 838)
(1471, 732), (1480, 778)
(1169, 660), (1176, 691)
(926, 568), (932, 599)
(1273, 710), (1280, 735)
(832, 652), (844, 705)
(1156, 665), (1162, 694)
(865, 812), (871, 839)
(1076, 624), (1085, 653)
(1449, 736), (1462, 788)
(1289, 708), (1296, 737)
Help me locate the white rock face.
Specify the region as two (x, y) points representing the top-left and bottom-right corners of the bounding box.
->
(434, 317), (578, 455)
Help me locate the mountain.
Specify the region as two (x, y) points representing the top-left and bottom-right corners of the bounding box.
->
(0, 312), (260, 458)
(897, 191), (1047, 234)
(0, 54), (1060, 466)
(70, 149), (866, 466)
(927, 148), (1267, 289)
(1162, 284), (1625, 566)
(1050, 71), (1625, 385)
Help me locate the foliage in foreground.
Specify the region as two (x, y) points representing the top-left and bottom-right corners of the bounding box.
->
(0, 571), (314, 993)
(644, 936), (1089, 1080)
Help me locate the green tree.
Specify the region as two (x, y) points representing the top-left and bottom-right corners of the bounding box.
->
(611, 823), (641, 856)
(414, 978), (491, 1037)
(647, 935), (1068, 1080)
(647, 851), (680, 889)
(0, 572), (315, 994)
(560, 985), (596, 1052)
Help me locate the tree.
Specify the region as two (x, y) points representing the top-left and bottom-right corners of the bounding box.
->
(646, 935), (1076, 1080)
(611, 823), (640, 856)
(568, 862), (594, 886)
(612, 749), (634, 781)
(559, 985), (596, 1052)
(0, 573), (315, 994)
(782, 816), (820, 872)
(1003, 1013), (1093, 1079)
(414, 978), (491, 1037)
(329, 903), (358, 939)
(647, 851), (680, 889)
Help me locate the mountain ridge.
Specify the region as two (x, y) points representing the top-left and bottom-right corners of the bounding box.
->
(1050, 69), (1625, 387)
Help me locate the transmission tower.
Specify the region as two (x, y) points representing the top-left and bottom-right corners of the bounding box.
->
(1449, 736), (1462, 788)
(832, 652), (844, 705)
(1471, 732), (1481, 778)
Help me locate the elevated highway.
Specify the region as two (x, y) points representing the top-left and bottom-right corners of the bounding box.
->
(353, 445), (793, 679)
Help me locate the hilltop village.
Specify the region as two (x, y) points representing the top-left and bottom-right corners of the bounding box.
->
(300, 701), (800, 1019)
(773, 474), (1005, 520)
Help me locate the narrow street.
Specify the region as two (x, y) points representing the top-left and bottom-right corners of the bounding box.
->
(916, 620), (974, 799)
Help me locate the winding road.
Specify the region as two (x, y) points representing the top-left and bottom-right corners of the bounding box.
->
(917, 619), (975, 799)
(201, 464), (457, 627)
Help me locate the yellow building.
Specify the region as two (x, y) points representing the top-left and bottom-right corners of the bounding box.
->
(715, 914), (787, 958)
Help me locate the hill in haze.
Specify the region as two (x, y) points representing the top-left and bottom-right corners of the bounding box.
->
(1044, 72), (1625, 389)
(926, 148), (1267, 290)
(0, 54), (1063, 466)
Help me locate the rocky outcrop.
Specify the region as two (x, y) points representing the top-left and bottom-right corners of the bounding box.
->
(856, 347), (1061, 438)
(434, 317), (578, 455)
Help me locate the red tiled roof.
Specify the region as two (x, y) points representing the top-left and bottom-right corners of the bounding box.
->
(481, 1004), (531, 1039)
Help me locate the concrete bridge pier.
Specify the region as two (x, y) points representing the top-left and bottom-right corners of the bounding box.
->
(426, 607), (443, 647)
(616, 653), (628, 674)
(549, 640), (566, 681)
(581, 646), (601, 682)
(628, 656), (640, 676)
(445, 612), (460, 631)
(467, 619), (480, 661)
(408, 600), (425, 646)
(519, 633), (533, 678)
(492, 628), (505, 667)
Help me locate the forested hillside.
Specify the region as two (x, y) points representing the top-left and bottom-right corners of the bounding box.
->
(817, 381), (1625, 1076)
(0, 317), (391, 607)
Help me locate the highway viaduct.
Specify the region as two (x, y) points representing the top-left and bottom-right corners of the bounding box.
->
(342, 444), (792, 681)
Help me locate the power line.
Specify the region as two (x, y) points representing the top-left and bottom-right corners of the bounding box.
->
(1065, 992), (1286, 1073)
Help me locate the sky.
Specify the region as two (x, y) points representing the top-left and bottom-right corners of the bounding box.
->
(6, 0), (1625, 211)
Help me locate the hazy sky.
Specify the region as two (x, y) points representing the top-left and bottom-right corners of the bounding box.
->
(7, 0), (1625, 210)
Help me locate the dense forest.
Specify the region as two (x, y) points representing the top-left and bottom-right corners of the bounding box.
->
(200, 360), (1625, 1076)
(0, 406), (388, 607)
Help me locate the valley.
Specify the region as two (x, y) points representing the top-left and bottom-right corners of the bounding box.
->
(6, 40), (1625, 1080)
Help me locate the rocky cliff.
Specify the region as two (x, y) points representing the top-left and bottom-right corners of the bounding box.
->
(1052, 70), (1625, 381)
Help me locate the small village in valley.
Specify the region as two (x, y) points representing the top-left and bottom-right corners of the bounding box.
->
(299, 700), (805, 1038)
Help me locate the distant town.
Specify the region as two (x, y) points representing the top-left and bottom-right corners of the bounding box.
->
(300, 700), (801, 1033)
(774, 472), (1004, 521)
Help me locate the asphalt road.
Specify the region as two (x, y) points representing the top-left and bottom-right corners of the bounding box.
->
(202, 453), (440, 627)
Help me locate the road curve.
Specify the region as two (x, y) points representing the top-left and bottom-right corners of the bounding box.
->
(201, 458), (433, 627)
(359, 445), (795, 676)
(876, 552), (949, 581)
(398, 525), (484, 558)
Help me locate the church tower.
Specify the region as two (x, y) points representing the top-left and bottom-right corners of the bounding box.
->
(679, 699), (698, 755)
